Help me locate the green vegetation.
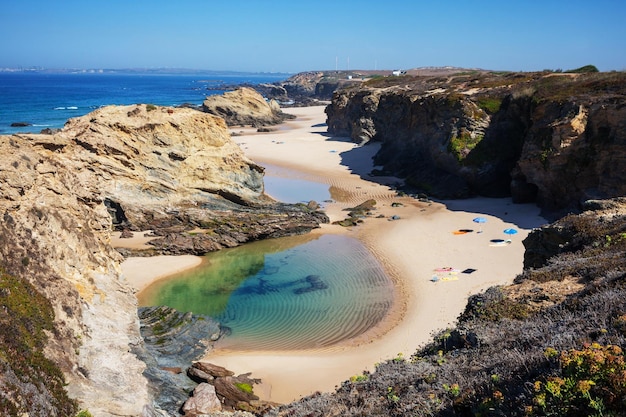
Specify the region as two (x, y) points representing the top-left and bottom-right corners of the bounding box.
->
(534, 71), (626, 103)
(448, 131), (484, 162)
(75, 410), (93, 417)
(566, 64), (600, 73)
(235, 382), (254, 395)
(0, 268), (78, 416)
(530, 343), (626, 416)
(350, 373), (369, 382)
(476, 96), (502, 114)
(146, 103), (157, 111)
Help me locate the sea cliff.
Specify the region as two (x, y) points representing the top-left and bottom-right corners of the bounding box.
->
(325, 71), (626, 216)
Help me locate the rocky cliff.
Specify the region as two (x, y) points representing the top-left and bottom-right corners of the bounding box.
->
(0, 104), (327, 416)
(325, 71), (626, 215)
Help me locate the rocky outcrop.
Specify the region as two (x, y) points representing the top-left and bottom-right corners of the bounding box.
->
(0, 133), (150, 416)
(202, 87), (294, 127)
(183, 362), (274, 415)
(325, 71), (626, 213)
(513, 94), (626, 214)
(0, 104), (328, 415)
(136, 306), (222, 415)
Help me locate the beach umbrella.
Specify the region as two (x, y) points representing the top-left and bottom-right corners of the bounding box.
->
(503, 228), (518, 237)
(473, 217), (487, 233)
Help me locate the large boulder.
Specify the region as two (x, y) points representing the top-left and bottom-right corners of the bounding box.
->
(182, 383), (222, 416)
(202, 87), (294, 127)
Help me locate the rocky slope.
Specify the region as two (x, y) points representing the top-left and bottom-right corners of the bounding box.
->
(325, 71), (626, 215)
(0, 104), (327, 416)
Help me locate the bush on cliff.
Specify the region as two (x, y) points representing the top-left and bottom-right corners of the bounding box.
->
(0, 268), (78, 416)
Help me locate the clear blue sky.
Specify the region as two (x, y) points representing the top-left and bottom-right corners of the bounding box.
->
(2, 0), (624, 73)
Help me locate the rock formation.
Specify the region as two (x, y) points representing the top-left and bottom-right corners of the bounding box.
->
(0, 131), (150, 416)
(0, 103), (327, 415)
(202, 87), (294, 127)
(325, 71), (626, 215)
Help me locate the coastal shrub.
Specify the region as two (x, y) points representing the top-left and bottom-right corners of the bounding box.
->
(350, 373), (369, 382)
(146, 103), (157, 112)
(566, 64), (599, 73)
(468, 297), (531, 322)
(528, 343), (626, 416)
(0, 268), (78, 416)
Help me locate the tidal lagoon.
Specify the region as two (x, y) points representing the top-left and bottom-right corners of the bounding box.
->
(139, 233), (395, 351)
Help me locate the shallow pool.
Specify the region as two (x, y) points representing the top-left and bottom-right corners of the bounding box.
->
(139, 234), (394, 351)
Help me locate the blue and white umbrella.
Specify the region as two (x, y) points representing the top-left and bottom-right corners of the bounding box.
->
(503, 228), (518, 236)
(473, 217), (487, 233)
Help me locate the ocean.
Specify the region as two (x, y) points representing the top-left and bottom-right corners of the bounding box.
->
(0, 71), (290, 135)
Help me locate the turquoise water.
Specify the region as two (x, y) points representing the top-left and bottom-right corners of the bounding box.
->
(139, 234), (394, 351)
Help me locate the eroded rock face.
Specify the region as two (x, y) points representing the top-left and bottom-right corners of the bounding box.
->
(325, 72), (626, 213)
(513, 98), (626, 214)
(58, 104), (266, 216)
(0, 134), (150, 416)
(202, 87), (293, 127)
(0, 104), (327, 415)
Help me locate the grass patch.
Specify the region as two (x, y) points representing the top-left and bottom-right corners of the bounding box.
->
(476, 97), (502, 114)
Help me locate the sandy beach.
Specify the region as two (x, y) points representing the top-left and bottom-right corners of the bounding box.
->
(121, 105), (547, 403)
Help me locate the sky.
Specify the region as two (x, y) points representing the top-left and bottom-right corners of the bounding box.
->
(1, 0), (625, 73)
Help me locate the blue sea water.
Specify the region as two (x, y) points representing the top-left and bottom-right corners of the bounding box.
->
(0, 71), (289, 135)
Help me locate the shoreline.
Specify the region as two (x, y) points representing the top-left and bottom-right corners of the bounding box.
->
(120, 105), (548, 404)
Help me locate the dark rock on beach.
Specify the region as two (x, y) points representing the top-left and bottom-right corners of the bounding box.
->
(183, 362), (276, 415)
(10, 121), (31, 127)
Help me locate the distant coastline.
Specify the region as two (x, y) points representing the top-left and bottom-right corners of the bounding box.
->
(0, 66), (294, 76)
